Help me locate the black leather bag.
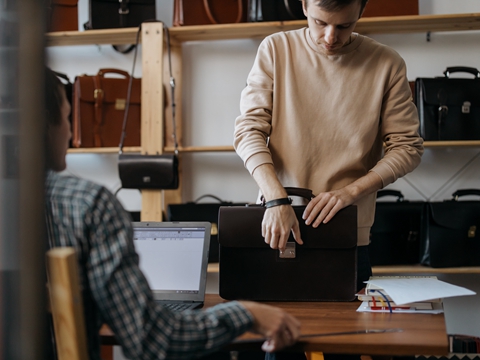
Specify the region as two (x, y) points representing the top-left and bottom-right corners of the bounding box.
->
(369, 190), (425, 266)
(248, 0), (306, 22)
(415, 66), (480, 141)
(84, 0), (155, 30)
(420, 189), (480, 268)
(218, 187), (357, 301)
(167, 195), (249, 263)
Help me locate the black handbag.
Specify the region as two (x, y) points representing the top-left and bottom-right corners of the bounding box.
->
(415, 66), (480, 141)
(118, 24), (179, 191)
(218, 187), (358, 301)
(248, 0), (306, 22)
(420, 189), (480, 268)
(84, 0), (156, 30)
(369, 190), (425, 266)
(167, 195), (249, 263)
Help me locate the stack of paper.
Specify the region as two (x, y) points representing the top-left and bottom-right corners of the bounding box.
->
(356, 276), (476, 314)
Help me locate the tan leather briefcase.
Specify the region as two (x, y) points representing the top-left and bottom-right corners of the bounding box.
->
(72, 68), (141, 148)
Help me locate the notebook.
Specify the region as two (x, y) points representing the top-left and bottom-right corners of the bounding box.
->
(132, 221), (211, 311)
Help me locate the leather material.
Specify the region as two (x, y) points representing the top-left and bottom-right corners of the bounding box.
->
(47, 0), (78, 32)
(362, 0), (418, 17)
(247, 0), (306, 22)
(369, 190), (425, 266)
(118, 153), (179, 190)
(218, 193), (357, 301)
(173, 0), (248, 26)
(72, 69), (141, 148)
(415, 67), (480, 141)
(84, 0), (155, 30)
(421, 189), (480, 268)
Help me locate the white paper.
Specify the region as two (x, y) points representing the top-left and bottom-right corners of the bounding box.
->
(365, 278), (476, 305)
(356, 301), (444, 314)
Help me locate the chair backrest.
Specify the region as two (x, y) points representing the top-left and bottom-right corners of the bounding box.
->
(46, 247), (88, 360)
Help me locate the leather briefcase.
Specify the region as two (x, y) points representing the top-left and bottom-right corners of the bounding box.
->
(415, 66), (480, 141)
(72, 68), (141, 148)
(218, 188), (357, 301)
(167, 195), (249, 263)
(84, 0), (155, 30)
(420, 189), (480, 268)
(369, 190), (425, 266)
(173, 0), (248, 26)
(47, 0), (79, 32)
(362, 0), (418, 17)
(247, 0), (306, 22)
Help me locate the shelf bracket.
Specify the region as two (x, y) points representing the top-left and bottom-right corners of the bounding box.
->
(426, 31), (431, 42)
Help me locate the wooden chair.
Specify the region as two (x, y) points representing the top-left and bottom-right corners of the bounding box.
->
(46, 247), (88, 360)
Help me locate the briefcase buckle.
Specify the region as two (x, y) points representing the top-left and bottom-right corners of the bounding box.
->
(279, 242), (296, 259)
(462, 101), (471, 114)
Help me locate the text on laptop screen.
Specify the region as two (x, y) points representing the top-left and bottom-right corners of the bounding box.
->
(133, 227), (206, 295)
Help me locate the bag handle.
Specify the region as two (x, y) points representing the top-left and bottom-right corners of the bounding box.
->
(451, 189), (480, 200)
(283, 0), (303, 20)
(203, 0), (243, 24)
(443, 66), (480, 79)
(376, 189), (404, 202)
(193, 194), (227, 203)
(98, 68), (130, 78)
(260, 187), (315, 205)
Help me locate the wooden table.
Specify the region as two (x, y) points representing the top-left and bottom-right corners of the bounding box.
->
(101, 294), (449, 356)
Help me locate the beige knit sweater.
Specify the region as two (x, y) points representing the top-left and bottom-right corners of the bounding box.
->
(234, 28), (424, 246)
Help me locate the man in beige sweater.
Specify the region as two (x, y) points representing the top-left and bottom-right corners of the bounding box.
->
(234, 0), (423, 298)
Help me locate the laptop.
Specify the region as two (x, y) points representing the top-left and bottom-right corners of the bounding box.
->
(132, 221), (211, 311)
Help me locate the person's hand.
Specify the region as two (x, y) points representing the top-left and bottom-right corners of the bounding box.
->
(240, 301), (301, 352)
(303, 188), (355, 227)
(262, 205), (303, 252)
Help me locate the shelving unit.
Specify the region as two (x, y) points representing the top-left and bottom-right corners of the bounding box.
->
(46, 12), (480, 221)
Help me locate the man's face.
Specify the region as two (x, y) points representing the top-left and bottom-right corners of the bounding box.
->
(303, 0), (362, 55)
(46, 87), (71, 172)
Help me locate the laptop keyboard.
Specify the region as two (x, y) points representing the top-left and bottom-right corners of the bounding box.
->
(162, 303), (195, 312)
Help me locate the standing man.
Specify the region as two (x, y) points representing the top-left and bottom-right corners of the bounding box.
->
(234, 0), (423, 293)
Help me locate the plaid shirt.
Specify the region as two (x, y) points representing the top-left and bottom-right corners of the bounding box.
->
(45, 171), (253, 360)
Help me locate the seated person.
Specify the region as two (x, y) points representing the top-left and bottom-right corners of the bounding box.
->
(43, 67), (301, 360)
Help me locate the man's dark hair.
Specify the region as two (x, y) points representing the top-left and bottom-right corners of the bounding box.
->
(305, 0), (369, 17)
(44, 67), (64, 127)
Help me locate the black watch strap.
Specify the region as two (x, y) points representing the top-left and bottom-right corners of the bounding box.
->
(264, 197), (292, 209)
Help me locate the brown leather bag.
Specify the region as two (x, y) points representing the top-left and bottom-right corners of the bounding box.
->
(362, 0), (418, 17)
(173, 0), (248, 26)
(47, 0), (79, 32)
(72, 69), (141, 148)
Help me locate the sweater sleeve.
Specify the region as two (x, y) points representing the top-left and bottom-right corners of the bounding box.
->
(234, 38), (275, 175)
(370, 58), (424, 186)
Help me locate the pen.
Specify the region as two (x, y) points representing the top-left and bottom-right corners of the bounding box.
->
(370, 306), (411, 310)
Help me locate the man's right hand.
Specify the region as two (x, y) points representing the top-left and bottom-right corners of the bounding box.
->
(262, 205), (303, 252)
(240, 301), (301, 352)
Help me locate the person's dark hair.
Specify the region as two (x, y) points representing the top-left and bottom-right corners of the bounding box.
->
(45, 67), (65, 127)
(305, 0), (369, 17)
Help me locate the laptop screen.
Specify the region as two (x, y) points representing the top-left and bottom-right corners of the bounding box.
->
(132, 222), (211, 302)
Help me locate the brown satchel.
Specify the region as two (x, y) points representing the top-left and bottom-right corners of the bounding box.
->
(72, 68), (141, 148)
(173, 0), (248, 26)
(47, 0), (79, 32)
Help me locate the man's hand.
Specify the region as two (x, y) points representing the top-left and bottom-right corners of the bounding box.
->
(303, 188), (355, 227)
(262, 205), (303, 252)
(240, 301), (301, 352)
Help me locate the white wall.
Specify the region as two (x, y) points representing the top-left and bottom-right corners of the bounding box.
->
(47, 0), (480, 214)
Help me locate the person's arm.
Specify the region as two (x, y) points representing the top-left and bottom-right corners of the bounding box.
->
(88, 188), (299, 359)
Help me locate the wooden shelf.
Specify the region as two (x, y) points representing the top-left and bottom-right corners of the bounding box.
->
(164, 145), (235, 153)
(45, 13), (480, 47)
(67, 146), (141, 154)
(423, 141), (480, 147)
(208, 263), (480, 274)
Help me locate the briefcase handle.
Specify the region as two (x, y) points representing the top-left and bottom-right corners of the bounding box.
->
(376, 189), (404, 202)
(443, 66), (480, 79)
(97, 68), (130, 79)
(260, 187), (315, 205)
(451, 189), (480, 201)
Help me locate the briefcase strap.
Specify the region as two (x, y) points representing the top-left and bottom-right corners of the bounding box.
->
(92, 74), (104, 147)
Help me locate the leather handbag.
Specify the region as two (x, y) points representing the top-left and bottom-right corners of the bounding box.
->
(420, 189), (480, 268)
(84, 0), (156, 30)
(72, 68), (141, 148)
(369, 190), (425, 266)
(362, 0), (418, 17)
(167, 195), (249, 263)
(247, 0), (306, 22)
(118, 24), (180, 191)
(218, 187), (358, 301)
(415, 66), (480, 141)
(173, 0), (248, 26)
(47, 0), (79, 32)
